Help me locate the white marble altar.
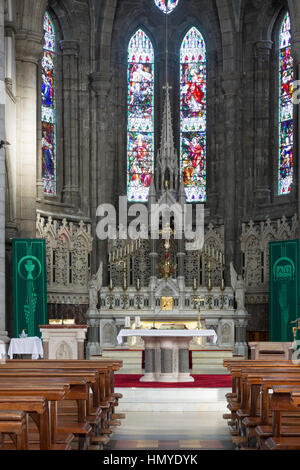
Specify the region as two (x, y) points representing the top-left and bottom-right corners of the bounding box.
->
(118, 329), (217, 383)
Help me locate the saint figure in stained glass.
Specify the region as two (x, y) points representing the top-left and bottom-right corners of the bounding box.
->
(127, 30), (154, 202)
(279, 13), (293, 195)
(180, 27), (207, 203)
(42, 12), (56, 196)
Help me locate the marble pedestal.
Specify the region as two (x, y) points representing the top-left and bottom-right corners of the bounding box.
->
(40, 325), (88, 360)
(141, 336), (194, 383)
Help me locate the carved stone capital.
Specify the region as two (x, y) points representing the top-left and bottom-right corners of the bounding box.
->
(15, 31), (43, 64)
(89, 72), (112, 96)
(59, 40), (80, 57)
(255, 40), (273, 53)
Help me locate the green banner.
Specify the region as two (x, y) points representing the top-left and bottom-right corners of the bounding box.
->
(269, 239), (300, 341)
(12, 239), (48, 338)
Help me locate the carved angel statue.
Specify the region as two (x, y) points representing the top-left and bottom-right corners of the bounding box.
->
(88, 262), (103, 310)
(230, 262), (246, 312)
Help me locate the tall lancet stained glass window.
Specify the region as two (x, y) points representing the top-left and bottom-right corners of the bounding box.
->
(180, 27), (207, 203)
(42, 12), (56, 196)
(127, 30), (154, 202)
(154, 0), (179, 14)
(279, 13), (294, 195)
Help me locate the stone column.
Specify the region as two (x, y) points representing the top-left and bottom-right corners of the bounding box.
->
(221, 74), (242, 282)
(177, 337), (194, 383)
(59, 40), (80, 207)
(139, 337), (160, 382)
(90, 72), (113, 280)
(86, 307), (100, 359)
(15, 32), (42, 238)
(234, 315), (249, 358)
(177, 183), (186, 293)
(254, 40), (273, 205)
(0, 0), (9, 349)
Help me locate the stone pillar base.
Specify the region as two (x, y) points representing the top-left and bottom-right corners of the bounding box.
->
(139, 373), (157, 382)
(158, 373), (180, 383)
(86, 342), (101, 359)
(234, 342), (249, 358)
(177, 373), (194, 383)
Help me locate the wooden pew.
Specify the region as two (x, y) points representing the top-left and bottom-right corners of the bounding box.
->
(4, 360), (125, 427)
(0, 368), (107, 446)
(0, 360), (125, 446)
(0, 396), (49, 450)
(0, 411), (27, 450)
(0, 376), (92, 450)
(0, 382), (67, 450)
(223, 360), (300, 448)
(264, 385), (300, 450)
(224, 361), (298, 433)
(242, 374), (300, 447)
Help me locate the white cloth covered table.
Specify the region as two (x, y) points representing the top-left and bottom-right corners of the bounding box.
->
(117, 329), (218, 345)
(8, 337), (44, 360)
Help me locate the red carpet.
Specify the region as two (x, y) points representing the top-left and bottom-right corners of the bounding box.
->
(115, 374), (232, 388)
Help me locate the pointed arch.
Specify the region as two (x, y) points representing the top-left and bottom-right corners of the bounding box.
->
(278, 12), (294, 195)
(127, 29), (154, 202)
(41, 11), (56, 196)
(180, 27), (207, 203)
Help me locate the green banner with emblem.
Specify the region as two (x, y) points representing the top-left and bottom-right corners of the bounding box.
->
(12, 239), (48, 338)
(269, 239), (300, 341)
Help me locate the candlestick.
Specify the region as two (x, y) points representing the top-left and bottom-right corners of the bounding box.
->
(109, 279), (114, 310)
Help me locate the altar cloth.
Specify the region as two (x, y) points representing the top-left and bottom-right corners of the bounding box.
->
(117, 329), (217, 345)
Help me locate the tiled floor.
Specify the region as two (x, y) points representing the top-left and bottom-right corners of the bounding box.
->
(106, 390), (234, 450)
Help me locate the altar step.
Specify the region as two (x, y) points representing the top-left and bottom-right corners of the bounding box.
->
(191, 350), (233, 371)
(101, 349), (143, 371)
(114, 387), (229, 413)
(101, 348), (233, 374)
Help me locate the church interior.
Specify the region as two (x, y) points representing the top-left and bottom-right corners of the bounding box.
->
(0, 0), (300, 453)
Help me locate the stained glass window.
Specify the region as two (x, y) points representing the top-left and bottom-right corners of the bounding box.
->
(180, 27), (207, 203)
(154, 0), (179, 14)
(279, 13), (293, 195)
(42, 12), (56, 196)
(127, 30), (154, 202)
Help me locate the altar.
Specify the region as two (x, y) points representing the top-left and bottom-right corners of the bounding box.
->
(117, 329), (217, 382)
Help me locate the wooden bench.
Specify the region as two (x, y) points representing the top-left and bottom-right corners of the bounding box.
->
(4, 360), (125, 426)
(0, 396), (49, 450)
(0, 411), (27, 450)
(264, 385), (300, 450)
(248, 343), (292, 361)
(223, 360), (300, 449)
(0, 376), (93, 450)
(0, 360), (124, 449)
